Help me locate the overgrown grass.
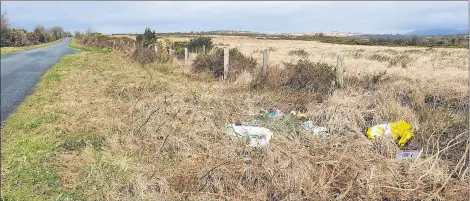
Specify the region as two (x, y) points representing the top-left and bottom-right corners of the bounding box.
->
(0, 38), (66, 55)
(1, 38), (467, 200)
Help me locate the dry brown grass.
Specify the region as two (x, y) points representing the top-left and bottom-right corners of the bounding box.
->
(1, 35), (468, 200)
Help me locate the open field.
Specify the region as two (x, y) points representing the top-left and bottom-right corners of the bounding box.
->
(168, 35), (468, 70)
(1, 36), (468, 200)
(0, 38), (66, 55)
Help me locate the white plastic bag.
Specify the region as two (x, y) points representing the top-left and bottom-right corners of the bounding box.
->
(304, 121), (329, 136)
(227, 124), (273, 148)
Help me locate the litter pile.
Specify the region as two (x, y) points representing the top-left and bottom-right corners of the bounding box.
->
(226, 107), (330, 148)
(226, 108), (420, 159)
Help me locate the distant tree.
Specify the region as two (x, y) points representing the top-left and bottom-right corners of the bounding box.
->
(85, 28), (94, 36)
(0, 12), (11, 46)
(409, 36), (418, 45)
(45, 29), (56, 42)
(50, 26), (65, 39)
(10, 28), (28, 46)
(450, 38), (456, 45)
(64, 31), (72, 37)
(135, 28), (157, 48)
(34, 25), (48, 43)
(74, 31), (82, 38)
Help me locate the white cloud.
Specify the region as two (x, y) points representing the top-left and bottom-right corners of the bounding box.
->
(1, 1), (467, 34)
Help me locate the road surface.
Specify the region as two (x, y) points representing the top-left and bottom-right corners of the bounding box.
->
(1, 38), (76, 124)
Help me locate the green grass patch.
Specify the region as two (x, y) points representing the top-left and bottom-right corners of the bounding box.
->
(44, 72), (62, 82)
(56, 191), (86, 201)
(1, 38), (120, 200)
(0, 51), (81, 199)
(0, 38), (66, 55)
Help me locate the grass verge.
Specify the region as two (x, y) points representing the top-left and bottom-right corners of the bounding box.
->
(0, 38), (66, 55)
(1, 39), (467, 200)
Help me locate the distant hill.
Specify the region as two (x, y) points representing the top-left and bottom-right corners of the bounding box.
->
(286, 31), (362, 37)
(405, 29), (469, 36)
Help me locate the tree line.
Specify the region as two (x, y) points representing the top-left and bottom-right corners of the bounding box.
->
(267, 33), (469, 48)
(0, 12), (72, 47)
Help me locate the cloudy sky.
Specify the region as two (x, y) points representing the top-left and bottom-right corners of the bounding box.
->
(1, 1), (468, 34)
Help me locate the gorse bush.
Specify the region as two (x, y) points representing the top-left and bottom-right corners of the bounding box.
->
(367, 53), (414, 68)
(288, 49), (309, 59)
(132, 28), (159, 64)
(173, 41), (188, 59)
(252, 59), (336, 94)
(192, 47), (257, 80)
(191, 51), (223, 77)
(283, 59), (336, 94)
(136, 28), (157, 48)
(187, 37), (213, 53)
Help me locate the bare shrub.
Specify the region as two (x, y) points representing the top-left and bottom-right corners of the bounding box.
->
(253, 59), (335, 94)
(288, 49), (309, 59)
(389, 54), (414, 68)
(251, 64), (288, 90)
(350, 50), (364, 59)
(403, 49), (423, 54)
(252, 47), (277, 54)
(191, 47), (257, 80)
(132, 46), (157, 64)
(368, 53), (391, 62)
(383, 49), (399, 54)
(440, 51), (451, 56)
(347, 70), (388, 91)
(154, 42), (172, 63)
(283, 60), (335, 93)
(425, 47), (437, 53)
(173, 41), (189, 60)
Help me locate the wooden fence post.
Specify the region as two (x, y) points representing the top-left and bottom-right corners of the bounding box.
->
(335, 55), (344, 88)
(203, 45), (206, 54)
(184, 48), (188, 65)
(224, 47), (229, 80)
(154, 44), (158, 54)
(133, 41), (136, 51)
(113, 40), (115, 50)
(263, 50), (269, 77)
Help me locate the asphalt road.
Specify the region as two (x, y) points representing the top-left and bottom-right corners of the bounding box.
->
(1, 38), (76, 124)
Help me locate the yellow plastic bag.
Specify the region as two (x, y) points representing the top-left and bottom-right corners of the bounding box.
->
(366, 120), (414, 148)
